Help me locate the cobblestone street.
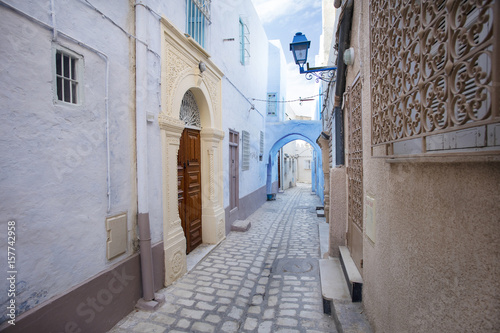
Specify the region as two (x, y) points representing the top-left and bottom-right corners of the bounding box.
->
(109, 184), (337, 333)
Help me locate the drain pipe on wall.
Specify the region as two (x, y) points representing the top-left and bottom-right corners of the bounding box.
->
(333, 0), (354, 166)
(135, 0), (164, 310)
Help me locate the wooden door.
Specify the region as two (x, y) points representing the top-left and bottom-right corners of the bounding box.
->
(178, 128), (202, 254)
(229, 130), (239, 212)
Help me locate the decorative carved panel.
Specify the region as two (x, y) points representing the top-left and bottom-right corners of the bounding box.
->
(165, 48), (191, 116)
(347, 78), (363, 231)
(370, 0), (499, 155)
(180, 90), (201, 128)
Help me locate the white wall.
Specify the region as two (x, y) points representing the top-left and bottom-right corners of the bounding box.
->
(267, 40), (288, 122)
(0, 0), (136, 317)
(0, 0), (273, 322)
(281, 141), (297, 190)
(212, 1), (269, 203)
(296, 141), (313, 183)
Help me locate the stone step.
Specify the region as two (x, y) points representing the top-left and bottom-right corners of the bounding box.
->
(319, 258), (372, 332)
(332, 300), (373, 333)
(319, 258), (351, 315)
(339, 246), (363, 302)
(230, 219), (251, 232)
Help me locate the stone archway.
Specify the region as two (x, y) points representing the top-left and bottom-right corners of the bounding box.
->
(159, 17), (225, 286)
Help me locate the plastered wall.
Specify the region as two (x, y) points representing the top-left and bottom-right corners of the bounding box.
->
(340, 1), (500, 332)
(0, 0), (137, 321)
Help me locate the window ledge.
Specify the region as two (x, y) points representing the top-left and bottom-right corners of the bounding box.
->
(379, 152), (500, 164)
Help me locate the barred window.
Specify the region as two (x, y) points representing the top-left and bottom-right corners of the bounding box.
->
(187, 0), (211, 48)
(370, 0), (499, 158)
(55, 49), (81, 104)
(267, 93), (277, 115)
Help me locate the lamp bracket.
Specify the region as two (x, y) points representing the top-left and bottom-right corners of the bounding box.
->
(299, 63), (337, 83)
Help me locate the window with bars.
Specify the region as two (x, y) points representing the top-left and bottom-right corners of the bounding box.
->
(242, 130), (250, 170)
(239, 17), (250, 65)
(267, 93), (277, 115)
(55, 49), (81, 104)
(187, 0), (211, 48)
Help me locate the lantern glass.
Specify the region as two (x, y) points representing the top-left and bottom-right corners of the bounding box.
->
(290, 32), (311, 66)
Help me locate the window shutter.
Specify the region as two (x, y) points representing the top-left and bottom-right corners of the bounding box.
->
(242, 130), (250, 170)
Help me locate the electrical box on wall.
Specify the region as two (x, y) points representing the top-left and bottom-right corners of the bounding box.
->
(106, 213), (127, 260)
(365, 195), (376, 243)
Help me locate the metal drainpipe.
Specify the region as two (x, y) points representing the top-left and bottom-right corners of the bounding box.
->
(135, 1), (155, 302)
(333, 0), (354, 166)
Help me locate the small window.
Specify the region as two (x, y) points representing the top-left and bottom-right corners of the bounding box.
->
(267, 93), (277, 115)
(239, 17), (250, 65)
(187, 0), (211, 48)
(55, 49), (81, 104)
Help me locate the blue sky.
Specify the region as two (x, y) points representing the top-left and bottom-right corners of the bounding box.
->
(252, 0), (323, 118)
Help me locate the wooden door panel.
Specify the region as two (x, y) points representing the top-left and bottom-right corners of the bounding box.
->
(178, 132), (186, 235)
(230, 146), (236, 209)
(178, 128), (202, 254)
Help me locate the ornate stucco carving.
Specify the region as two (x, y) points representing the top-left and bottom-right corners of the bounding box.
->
(160, 16), (225, 284)
(217, 218), (224, 240)
(370, 0), (498, 154)
(158, 113), (185, 132)
(165, 47), (192, 116)
(207, 149), (215, 201)
(346, 79), (363, 232)
(204, 74), (219, 115)
(170, 250), (184, 278)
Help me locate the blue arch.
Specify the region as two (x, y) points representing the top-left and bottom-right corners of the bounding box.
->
(264, 120), (324, 202)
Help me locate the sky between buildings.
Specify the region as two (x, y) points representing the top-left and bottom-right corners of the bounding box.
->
(251, 0), (323, 119)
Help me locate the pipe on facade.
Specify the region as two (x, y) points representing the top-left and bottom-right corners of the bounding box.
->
(1, 0), (113, 212)
(333, 0), (354, 166)
(50, 0), (58, 41)
(135, 0), (155, 303)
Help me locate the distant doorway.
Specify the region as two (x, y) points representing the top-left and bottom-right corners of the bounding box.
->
(178, 128), (202, 254)
(278, 150), (282, 190)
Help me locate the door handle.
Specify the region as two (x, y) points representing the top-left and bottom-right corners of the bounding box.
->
(183, 162), (186, 169)
(187, 160), (190, 166)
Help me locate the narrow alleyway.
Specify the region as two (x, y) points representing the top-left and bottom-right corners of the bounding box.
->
(109, 184), (337, 333)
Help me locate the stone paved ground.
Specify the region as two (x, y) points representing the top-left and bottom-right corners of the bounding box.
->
(108, 184), (337, 333)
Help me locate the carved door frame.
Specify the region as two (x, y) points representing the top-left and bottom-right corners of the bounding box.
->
(159, 17), (225, 286)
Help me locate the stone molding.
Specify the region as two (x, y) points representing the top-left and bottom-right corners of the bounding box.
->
(160, 18), (225, 286)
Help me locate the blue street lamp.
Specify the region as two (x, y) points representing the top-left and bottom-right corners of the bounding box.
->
(289, 32), (337, 83)
(289, 32), (310, 68)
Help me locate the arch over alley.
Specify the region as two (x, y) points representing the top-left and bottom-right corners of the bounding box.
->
(264, 120), (324, 202)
